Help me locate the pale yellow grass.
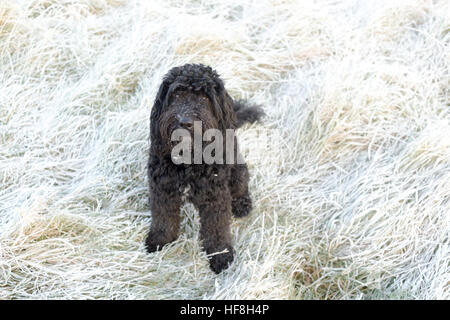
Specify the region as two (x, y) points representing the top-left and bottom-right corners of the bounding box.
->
(0, 0), (449, 299)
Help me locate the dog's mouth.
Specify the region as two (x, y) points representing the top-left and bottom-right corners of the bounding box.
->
(170, 133), (194, 164)
(170, 134), (192, 148)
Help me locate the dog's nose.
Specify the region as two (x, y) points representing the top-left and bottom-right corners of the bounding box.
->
(178, 117), (194, 130)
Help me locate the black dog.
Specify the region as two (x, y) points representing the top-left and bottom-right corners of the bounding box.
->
(146, 64), (264, 273)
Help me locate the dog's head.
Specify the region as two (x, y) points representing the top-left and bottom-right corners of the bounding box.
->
(150, 64), (236, 156)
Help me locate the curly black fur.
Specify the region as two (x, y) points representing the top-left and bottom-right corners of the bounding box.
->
(146, 64), (264, 274)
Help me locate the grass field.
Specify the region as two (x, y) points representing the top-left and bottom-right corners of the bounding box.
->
(0, 0), (449, 299)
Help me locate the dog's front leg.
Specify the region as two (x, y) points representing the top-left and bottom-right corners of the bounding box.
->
(145, 186), (182, 253)
(194, 186), (234, 274)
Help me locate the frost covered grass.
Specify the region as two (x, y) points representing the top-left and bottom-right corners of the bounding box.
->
(0, 0), (449, 299)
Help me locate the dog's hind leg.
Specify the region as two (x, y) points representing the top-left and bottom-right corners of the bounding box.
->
(229, 163), (252, 218)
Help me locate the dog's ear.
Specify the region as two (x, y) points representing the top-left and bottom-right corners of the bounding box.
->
(150, 78), (171, 140)
(209, 78), (237, 131)
(220, 90), (238, 130)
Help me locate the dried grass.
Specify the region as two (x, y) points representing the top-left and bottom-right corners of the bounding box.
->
(0, 0), (449, 299)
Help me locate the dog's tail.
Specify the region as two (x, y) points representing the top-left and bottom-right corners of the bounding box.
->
(233, 100), (265, 128)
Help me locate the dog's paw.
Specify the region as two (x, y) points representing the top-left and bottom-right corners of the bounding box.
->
(208, 247), (234, 274)
(145, 232), (171, 253)
(232, 195), (252, 218)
